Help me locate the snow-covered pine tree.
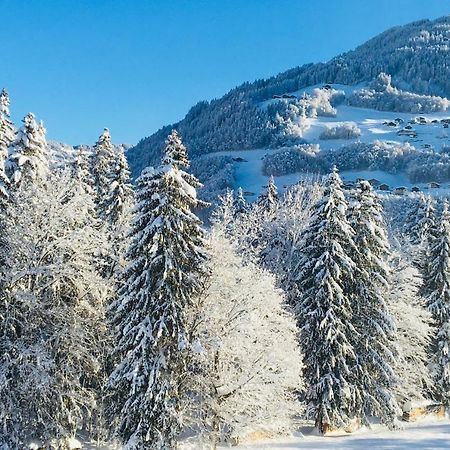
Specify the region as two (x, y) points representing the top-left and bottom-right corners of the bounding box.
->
(74, 145), (95, 195)
(107, 130), (208, 450)
(404, 193), (435, 245)
(425, 200), (450, 405)
(193, 227), (302, 447)
(257, 175), (278, 212)
(0, 169), (109, 449)
(211, 188), (234, 232)
(103, 147), (133, 227)
(102, 146), (134, 275)
(233, 187), (248, 216)
(389, 252), (434, 406)
(0, 89), (15, 199)
(7, 113), (48, 185)
(92, 128), (116, 217)
(292, 167), (359, 433)
(348, 181), (400, 427)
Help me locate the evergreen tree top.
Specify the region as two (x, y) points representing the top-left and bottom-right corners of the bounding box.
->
(15, 113), (47, 153)
(162, 129), (189, 169)
(234, 186), (248, 215)
(95, 127), (112, 146)
(93, 128), (114, 161)
(351, 180), (390, 259)
(0, 88), (10, 116)
(258, 175), (278, 212)
(0, 88), (14, 153)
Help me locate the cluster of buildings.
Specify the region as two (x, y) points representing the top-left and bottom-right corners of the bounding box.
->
(343, 177), (442, 195)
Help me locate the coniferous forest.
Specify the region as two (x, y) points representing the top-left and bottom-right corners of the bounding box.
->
(1, 85), (450, 449)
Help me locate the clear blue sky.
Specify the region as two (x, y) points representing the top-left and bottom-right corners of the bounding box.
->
(1, 0), (449, 145)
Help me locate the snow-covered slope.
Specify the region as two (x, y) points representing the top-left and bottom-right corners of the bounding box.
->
(128, 15), (450, 178)
(202, 81), (450, 200)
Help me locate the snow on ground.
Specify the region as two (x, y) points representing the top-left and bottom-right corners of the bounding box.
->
(212, 83), (450, 199)
(237, 420), (450, 450)
(303, 104), (450, 152)
(78, 420), (450, 449)
(174, 419), (450, 450)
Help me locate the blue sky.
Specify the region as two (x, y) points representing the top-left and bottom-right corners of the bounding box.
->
(1, 0), (449, 145)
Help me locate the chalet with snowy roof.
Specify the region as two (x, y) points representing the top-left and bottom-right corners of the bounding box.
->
(379, 183), (390, 191)
(368, 178), (381, 187)
(394, 187), (408, 195)
(429, 182), (441, 189)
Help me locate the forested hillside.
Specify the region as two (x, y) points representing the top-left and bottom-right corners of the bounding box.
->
(128, 16), (450, 177)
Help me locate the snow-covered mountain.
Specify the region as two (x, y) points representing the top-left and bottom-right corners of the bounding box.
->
(127, 15), (450, 200)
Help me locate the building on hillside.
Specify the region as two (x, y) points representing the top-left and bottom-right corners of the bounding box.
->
(397, 128), (417, 138)
(394, 186), (408, 195)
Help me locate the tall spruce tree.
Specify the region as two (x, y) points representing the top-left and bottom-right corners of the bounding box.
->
(103, 147), (133, 227)
(292, 167), (360, 433)
(0, 89), (14, 199)
(92, 128), (116, 217)
(425, 201), (450, 404)
(103, 147), (134, 275)
(349, 181), (400, 427)
(108, 130), (208, 449)
(7, 113), (48, 185)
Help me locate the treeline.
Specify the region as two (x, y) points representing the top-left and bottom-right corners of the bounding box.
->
(262, 140), (450, 184)
(348, 73), (450, 113)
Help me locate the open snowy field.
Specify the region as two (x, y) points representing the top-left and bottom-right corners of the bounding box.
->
(212, 83), (450, 199)
(79, 419), (450, 449)
(237, 421), (450, 450)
